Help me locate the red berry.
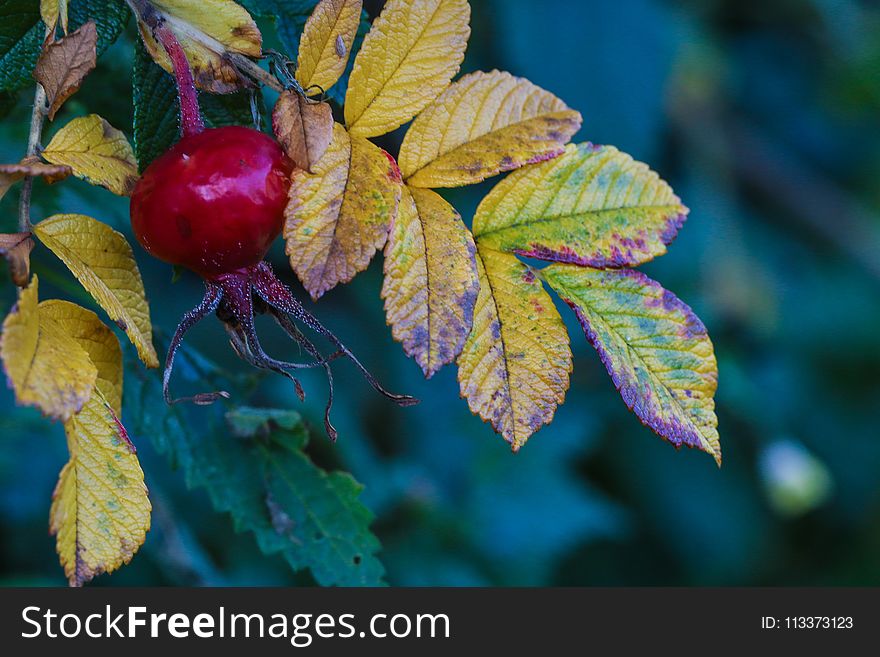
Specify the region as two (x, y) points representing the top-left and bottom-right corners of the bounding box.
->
(130, 126), (294, 278)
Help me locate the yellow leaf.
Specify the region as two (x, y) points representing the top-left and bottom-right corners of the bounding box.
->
(0, 276), (97, 421)
(134, 0), (262, 93)
(35, 21), (98, 120)
(34, 214), (159, 368)
(45, 301), (150, 587)
(42, 115), (139, 196)
(457, 246), (571, 450)
(0, 233), (35, 288)
(272, 90), (334, 172)
(382, 186), (478, 377)
(296, 0), (362, 95)
(40, 0), (68, 33)
(400, 70), (582, 188)
(284, 123), (402, 299)
(345, 0), (470, 138)
(473, 143), (688, 268)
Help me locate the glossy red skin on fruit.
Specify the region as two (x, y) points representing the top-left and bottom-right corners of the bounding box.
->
(130, 126), (294, 278)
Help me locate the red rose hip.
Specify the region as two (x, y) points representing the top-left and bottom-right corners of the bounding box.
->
(130, 126), (294, 278)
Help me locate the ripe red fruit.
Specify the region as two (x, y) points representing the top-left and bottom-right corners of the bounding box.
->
(128, 23), (416, 439)
(130, 126), (293, 278)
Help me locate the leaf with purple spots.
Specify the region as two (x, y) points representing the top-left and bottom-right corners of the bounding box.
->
(473, 143), (688, 268)
(457, 246), (572, 450)
(543, 264), (720, 464)
(382, 185), (479, 378)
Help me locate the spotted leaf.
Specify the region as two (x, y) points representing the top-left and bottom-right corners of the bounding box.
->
(473, 143), (688, 268)
(544, 264), (720, 464)
(295, 0), (362, 96)
(457, 246), (571, 450)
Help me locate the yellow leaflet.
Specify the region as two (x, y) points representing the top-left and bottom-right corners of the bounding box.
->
(284, 123), (401, 299)
(400, 70), (581, 188)
(135, 0), (262, 93)
(382, 186), (478, 377)
(40, 0), (68, 33)
(42, 115), (139, 196)
(34, 214), (158, 368)
(296, 0), (362, 95)
(0, 276), (97, 421)
(45, 300), (150, 586)
(345, 0), (470, 138)
(457, 246), (571, 450)
(473, 143), (688, 268)
(544, 265), (720, 465)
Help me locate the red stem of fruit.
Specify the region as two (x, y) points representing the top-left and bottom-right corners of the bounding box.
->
(154, 23), (204, 138)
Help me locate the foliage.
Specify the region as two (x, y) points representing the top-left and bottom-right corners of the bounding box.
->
(0, 0), (723, 585)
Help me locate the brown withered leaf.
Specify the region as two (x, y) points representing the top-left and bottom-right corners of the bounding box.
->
(35, 21), (98, 120)
(0, 160), (72, 201)
(0, 233), (35, 288)
(272, 91), (334, 172)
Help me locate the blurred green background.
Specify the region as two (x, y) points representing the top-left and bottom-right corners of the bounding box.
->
(2, 0), (880, 586)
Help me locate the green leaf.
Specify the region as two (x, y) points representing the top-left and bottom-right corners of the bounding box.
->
(125, 356), (385, 585)
(473, 143), (688, 268)
(242, 0), (368, 104)
(543, 264), (720, 464)
(132, 40), (261, 172)
(0, 0), (128, 94)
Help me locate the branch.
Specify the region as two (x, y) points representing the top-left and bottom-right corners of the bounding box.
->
(18, 62), (49, 232)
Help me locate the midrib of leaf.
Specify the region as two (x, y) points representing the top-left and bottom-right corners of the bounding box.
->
(477, 205), (682, 241)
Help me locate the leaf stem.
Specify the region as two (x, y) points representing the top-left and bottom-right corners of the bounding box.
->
(18, 66), (49, 233)
(153, 24), (204, 137)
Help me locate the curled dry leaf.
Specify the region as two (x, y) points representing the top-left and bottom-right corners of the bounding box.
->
(457, 246), (572, 450)
(284, 123), (402, 299)
(43, 301), (151, 586)
(41, 114), (139, 196)
(130, 0), (262, 93)
(34, 214), (159, 368)
(35, 20), (98, 120)
(400, 70), (582, 188)
(40, 0), (69, 34)
(382, 186), (478, 377)
(0, 159), (72, 201)
(0, 276), (98, 422)
(345, 0), (470, 138)
(296, 0), (362, 96)
(0, 233), (35, 287)
(544, 266), (720, 464)
(272, 90), (334, 172)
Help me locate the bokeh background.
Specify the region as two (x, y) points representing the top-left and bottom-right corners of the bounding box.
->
(2, 0), (880, 586)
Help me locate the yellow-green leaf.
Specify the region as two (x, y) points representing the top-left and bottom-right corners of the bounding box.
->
(473, 143), (688, 268)
(42, 115), (139, 196)
(544, 265), (720, 464)
(0, 276), (97, 421)
(134, 0), (262, 93)
(41, 0), (68, 33)
(296, 0), (362, 95)
(344, 0), (470, 138)
(44, 301), (150, 587)
(457, 246), (571, 450)
(382, 186), (478, 377)
(34, 214), (158, 368)
(400, 70), (581, 188)
(284, 123), (402, 299)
